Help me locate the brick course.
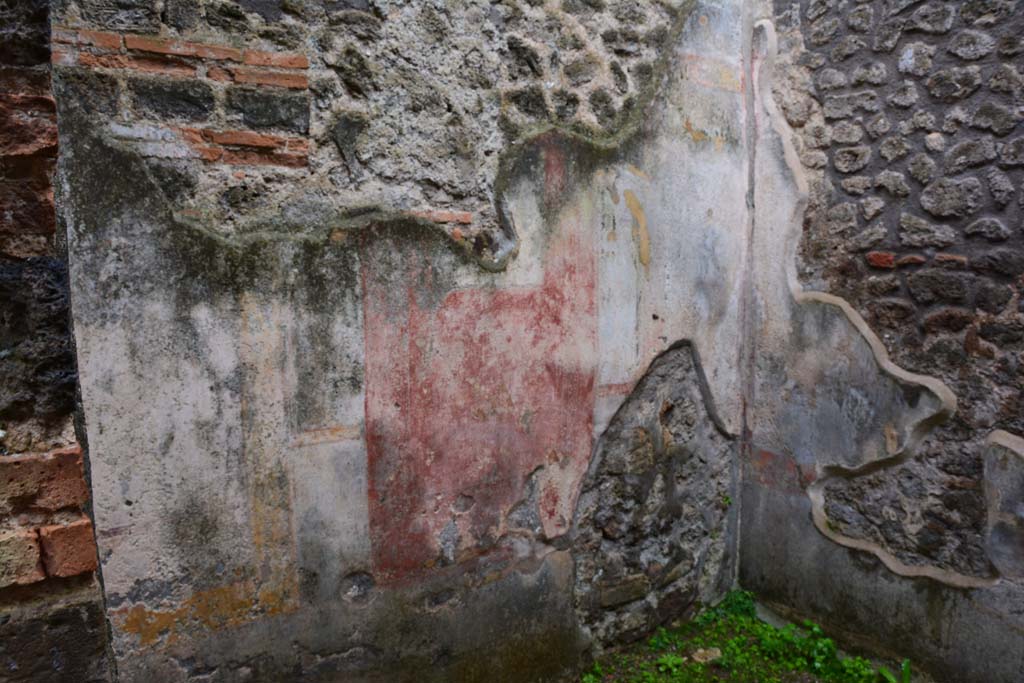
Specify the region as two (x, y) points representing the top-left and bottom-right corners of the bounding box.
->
(0, 529), (44, 589)
(0, 445), (90, 513)
(39, 519), (99, 578)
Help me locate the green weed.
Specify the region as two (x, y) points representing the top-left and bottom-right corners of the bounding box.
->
(582, 590), (914, 683)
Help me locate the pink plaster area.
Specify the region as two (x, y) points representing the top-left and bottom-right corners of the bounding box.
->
(362, 149), (598, 585)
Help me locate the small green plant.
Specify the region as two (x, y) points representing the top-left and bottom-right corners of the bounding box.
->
(582, 661), (603, 683)
(878, 659), (912, 683)
(648, 627), (680, 652)
(655, 653), (685, 674)
(582, 590), (918, 683)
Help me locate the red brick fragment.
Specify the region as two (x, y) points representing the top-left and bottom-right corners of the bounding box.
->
(0, 93), (58, 157)
(206, 65), (233, 82)
(865, 251), (896, 269)
(934, 253), (968, 269)
(76, 52), (196, 77)
(242, 50), (309, 69)
(39, 518), (98, 578)
(202, 129), (286, 149)
(0, 444), (89, 512)
(230, 67), (309, 89)
(52, 27), (123, 51)
(0, 529), (45, 588)
(220, 148), (308, 167)
(896, 254), (927, 267)
(125, 35), (243, 62)
(50, 49), (76, 67)
(411, 209), (474, 225)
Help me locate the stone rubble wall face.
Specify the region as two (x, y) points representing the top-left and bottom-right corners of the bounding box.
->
(773, 0), (1024, 580)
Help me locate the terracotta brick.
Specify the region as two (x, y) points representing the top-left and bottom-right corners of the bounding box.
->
(242, 50), (309, 69)
(897, 254), (927, 267)
(125, 35), (242, 62)
(934, 253), (969, 269)
(52, 27), (123, 51)
(193, 145), (224, 162)
(202, 129), (285, 149)
(77, 52), (196, 78)
(229, 67), (309, 89)
(0, 93), (57, 157)
(0, 445), (89, 512)
(411, 209), (474, 225)
(219, 148), (308, 167)
(50, 49), (77, 67)
(866, 251), (896, 269)
(206, 65), (233, 82)
(0, 529), (45, 588)
(79, 29), (124, 51)
(39, 518), (98, 578)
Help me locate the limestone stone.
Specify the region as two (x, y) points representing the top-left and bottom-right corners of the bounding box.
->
(888, 81), (919, 108)
(853, 62), (888, 85)
(920, 177), (984, 217)
(965, 217), (1011, 241)
(898, 212), (957, 248)
(862, 196), (886, 220)
(898, 42), (934, 76)
(948, 30), (997, 60)
(945, 137), (997, 174)
(908, 153), (938, 184)
(908, 3), (955, 34)
(875, 170), (911, 197)
(986, 168), (1015, 205)
(926, 66), (983, 102)
(850, 223), (888, 251)
(834, 146), (872, 173)
(970, 102), (1020, 137)
(880, 136), (910, 161)
(842, 176), (873, 195)
(831, 121), (864, 145)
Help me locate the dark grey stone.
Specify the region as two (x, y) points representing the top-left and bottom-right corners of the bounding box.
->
(970, 102), (1020, 137)
(964, 217), (1011, 241)
(129, 78), (215, 122)
(225, 88), (310, 133)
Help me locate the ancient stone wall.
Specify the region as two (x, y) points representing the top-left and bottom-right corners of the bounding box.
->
(741, 3), (1024, 681)
(51, 1), (748, 679)
(573, 343), (734, 646)
(771, 0), (1024, 583)
(0, 0), (110, 680)
(17, 0), (1024, 680)
(48, 0), (692, 265)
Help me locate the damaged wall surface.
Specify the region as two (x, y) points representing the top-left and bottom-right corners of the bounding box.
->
(54, 0), (748, 680)
(14, 0), (1024, 681)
